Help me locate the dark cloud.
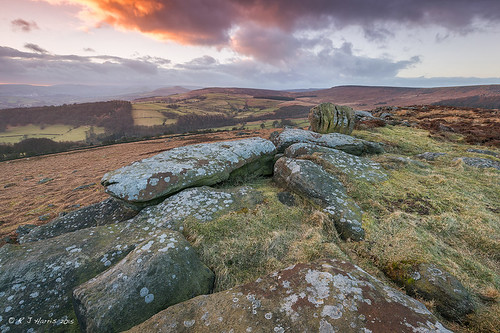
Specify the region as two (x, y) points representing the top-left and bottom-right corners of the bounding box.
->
(24, 43), (49, 54)
(11, 19), (39, 32)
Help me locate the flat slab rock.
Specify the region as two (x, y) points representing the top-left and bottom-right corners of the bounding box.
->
(127, 259), (452, 333)
(101, 137), (276, 204)
(18, 198), (140, 244)
(0, 222), (159, 332)
(132, 186), (262, 231)
(285, 143), (388, 183)
(73, 230), (214, 332)
(274, 157), (364, 241)
(271, 128), (384, 155)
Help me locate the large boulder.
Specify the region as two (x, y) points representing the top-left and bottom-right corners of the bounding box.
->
(0, 222), (156, 332)
(18, 198), (140, 243)
(132, 186), (262, 231)
(101, 137), (276, 204)
(271, 128), (383, 155)
(285, 143), (387, 183)
(388, 263), (475, 321)
(127, 259), (452, 333)
(73, 231), (214, 332)
(274, 157), (364, 241)
(309, 102), (355, 134)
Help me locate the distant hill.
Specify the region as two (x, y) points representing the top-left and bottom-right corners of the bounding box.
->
(0, 84), (193, 109)
(158, 84), (500, 110)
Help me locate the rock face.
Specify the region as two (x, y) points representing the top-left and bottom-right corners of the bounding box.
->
(309, 103), (355, 135)
(18, 198), (140, 243)
(73, 231), (214, 332)
(127, 259), (452, 333)
(285, 143), (387, 183)
(101, 137), (276, 204)
(131, 186), (262, 231)
(0, 222), (156, 332)
(271, 128), (384, 155)
(393, 263), (475, 321)
(274, 157), (364, 241)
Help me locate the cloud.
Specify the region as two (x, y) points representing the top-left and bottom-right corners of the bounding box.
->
(24, 43), (49, 54)
(83, 47), (96, 52)
(11, 19), (39, 32)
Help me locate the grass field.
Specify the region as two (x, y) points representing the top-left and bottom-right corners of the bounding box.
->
(0, 124), (105, 144)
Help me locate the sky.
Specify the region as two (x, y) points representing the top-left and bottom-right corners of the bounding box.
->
(1, 0), (500, 89)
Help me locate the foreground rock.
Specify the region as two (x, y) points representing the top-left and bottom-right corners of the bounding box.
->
(0, 222), (156, 332)
(18, 198), (140, 243)
(73, 231), (214, 332)
(131, 186), (262, 231)
(274, 157), (364, 241)
(101, 137), (276, 204)
(271, 128), (383, 155)
(389, 263), (475, 321)
(127, 259), (452, 333)
(309, 102), (355, 134)
(285, 143), (387, 183)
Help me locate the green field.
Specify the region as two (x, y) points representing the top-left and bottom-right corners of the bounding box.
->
(0, 124), (105, 144)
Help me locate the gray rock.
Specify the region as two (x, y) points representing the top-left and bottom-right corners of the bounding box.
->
(38, 213), (51, 221)
(392, 263), (475, 321)
(416, 152), (447, 161)
(19, 198), (141, 244)
(73, 231), (214, 332)
(285, 143), (387, 183)
(271, 128), (384, 155)
(37, 177), (53, 184)
(73, 183), (97, 191)
(274, 157), (364, 241)
(466, 148), (498, 157)
(16, 224), (36, 237)
(454, 157), (500, 170)
(354, 110), (375, 119)
(3, 183), (16, 189)
(101, 137), (276, 204)
(384, 155), (428, 168)
(380, 112), (393, 119)
(127, 259), (452, 333)
(0, 222), (157, 332)
(308, 103), (355, 134)
(131, 186), (263, 231)
(277, 191), (296, 206)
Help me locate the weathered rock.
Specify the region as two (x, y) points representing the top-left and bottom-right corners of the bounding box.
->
(277, 191), (296, 206)
(309, 103), (355, 134)
(19, 198), (140, 243)
(416, 152), (447, 161)
(16, 223), (36, 237)
(274, 157), (364, 241)
(101, 137), (276, 204)
(73, 182), (96, 191)
(285, 143), (387, 183)
(38, 177), (53, 184)
(354, 110), (375, 119)
(0, 222), (157, 332)
(391, 263), (475, 321)
(38, 213), (51, 221)
(131, 186), (263, 231)
(383, 155), (428, 168)
(466, 148), (498, 157)
(454, 157), (500, 170)
(73, 231), (214, 332)
(127, 259), (452, 333)
(271, 128), (383, 155)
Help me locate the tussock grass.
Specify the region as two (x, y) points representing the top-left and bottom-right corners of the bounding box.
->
(182, 179), (347, 292)
(349, 125), (499, 332)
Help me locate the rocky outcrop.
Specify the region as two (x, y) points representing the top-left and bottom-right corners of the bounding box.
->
(466, 148), (498, 157)
(271, 128), (384, 155)
(0, 222), (157, 332)
(18, 198), (140, 243)
(127, 259), (452, 333)
(130, 186), (263, 231)
(285, 143), (387, 183)
(101, 137), (276, 204)
(416, 152), (447, 161)
(389, 263), (475, 321)
(309, 103), (355, 134)
(73, 231), (214, 332)
(274, 157), (364, 241)
(454, 157), (500, 170)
